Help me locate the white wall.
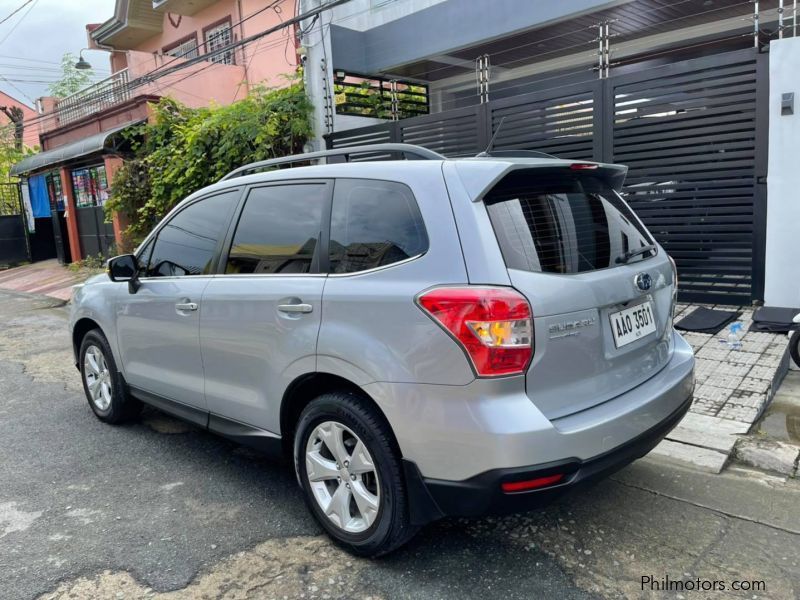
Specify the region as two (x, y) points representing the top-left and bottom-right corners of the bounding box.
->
(765, 37), (800, 307)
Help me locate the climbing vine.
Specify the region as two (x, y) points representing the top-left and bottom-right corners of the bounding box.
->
(105, 82), (313, 242)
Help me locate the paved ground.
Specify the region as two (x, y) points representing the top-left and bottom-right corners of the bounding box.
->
(0, 260), (89, 301)
(1, 289), (799, 600)
(653, 304), (792, 473)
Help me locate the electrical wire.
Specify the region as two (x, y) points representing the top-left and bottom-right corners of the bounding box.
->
(0, 0), (39, 47)
(16, 1), (328, 130)
(0, 0), (33, 28)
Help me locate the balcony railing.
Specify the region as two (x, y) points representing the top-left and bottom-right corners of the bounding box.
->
(56, 69), (131, 126)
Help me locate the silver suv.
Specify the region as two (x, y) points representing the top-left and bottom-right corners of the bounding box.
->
(69, 144), (694, 556)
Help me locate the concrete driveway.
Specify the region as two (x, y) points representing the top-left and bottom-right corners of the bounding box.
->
(1, 290), (798, 600)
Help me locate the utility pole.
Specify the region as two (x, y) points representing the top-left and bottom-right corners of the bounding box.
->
(0, 105), (24, 152)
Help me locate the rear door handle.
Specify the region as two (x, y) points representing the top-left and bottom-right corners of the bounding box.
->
(175, 302), (198, 312)
(277, 303), (313, 314)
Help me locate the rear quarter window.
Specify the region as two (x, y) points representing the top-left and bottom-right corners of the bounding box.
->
(329, 179), (428, 274)
(484, 169), (654, 274)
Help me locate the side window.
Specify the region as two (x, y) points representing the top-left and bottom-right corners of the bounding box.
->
(329, 179), (428, 274)
(135, 238), (154, 270)
(145, 190), (238, 277)
(225, 184), (327, 274)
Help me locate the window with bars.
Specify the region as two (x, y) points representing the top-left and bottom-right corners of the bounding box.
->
(164, 35), (199, 60)
(204, 20), (234, 65)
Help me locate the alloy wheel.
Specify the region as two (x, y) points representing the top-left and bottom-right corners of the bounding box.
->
(83, 345), (112, 411)
(305, 421), (381, 534)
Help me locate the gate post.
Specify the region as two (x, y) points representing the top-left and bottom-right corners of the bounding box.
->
(59, 167), (82, 263)
(592, 78), (612, 162)
(751, 50), (769, 302)
(477, 103), (491, 152)
(104, 156), (129, 253)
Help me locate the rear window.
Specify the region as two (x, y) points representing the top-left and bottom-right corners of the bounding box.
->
(484, 169), (654, 274)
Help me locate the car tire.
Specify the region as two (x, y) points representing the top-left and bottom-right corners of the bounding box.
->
(294, 391), (418, 557)
(79, 329), (141, 424)
(790, 330), (800, 369)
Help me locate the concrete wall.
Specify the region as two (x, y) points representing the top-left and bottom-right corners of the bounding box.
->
(764, 37), (800, 308)
(126, 50), (246, 108)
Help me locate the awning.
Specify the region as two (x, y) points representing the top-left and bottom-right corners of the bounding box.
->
(10, 120), (143, 177)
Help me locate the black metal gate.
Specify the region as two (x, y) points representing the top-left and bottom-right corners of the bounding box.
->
(76, 206), (115, 258)
(326, 48), (767, 305)
(0, 183), (29, 267)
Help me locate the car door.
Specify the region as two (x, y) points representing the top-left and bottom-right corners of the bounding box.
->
(115, 189), (241, 421)
(200, 181), (330, 436)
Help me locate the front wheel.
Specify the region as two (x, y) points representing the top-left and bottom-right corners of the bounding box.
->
(293, 391), (418, 557)
(790, 330), (800, 369)
(79, 329), (140, 424)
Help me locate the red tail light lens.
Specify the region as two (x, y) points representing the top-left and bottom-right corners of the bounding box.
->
(569, 163), (599, 170)
(416, 286), (533, 377)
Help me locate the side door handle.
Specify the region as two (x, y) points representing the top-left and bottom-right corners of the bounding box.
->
(277, 303), (313, 314)
(175, 302), (198, 312)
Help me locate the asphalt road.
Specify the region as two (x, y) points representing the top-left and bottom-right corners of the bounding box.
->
(1, 289), (799, 600)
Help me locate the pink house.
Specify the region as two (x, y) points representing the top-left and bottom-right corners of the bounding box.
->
(10, 0), (298, 263)
(0, 90), (40, 150)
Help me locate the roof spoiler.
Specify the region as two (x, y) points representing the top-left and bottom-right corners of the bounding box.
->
(452, 160), (629, 202)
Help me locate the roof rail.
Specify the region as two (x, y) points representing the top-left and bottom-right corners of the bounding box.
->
(220, 143), (445, 181)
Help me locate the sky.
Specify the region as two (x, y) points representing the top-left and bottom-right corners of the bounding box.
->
(0, 0), (116, 107)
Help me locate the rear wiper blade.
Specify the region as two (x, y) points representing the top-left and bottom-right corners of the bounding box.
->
(615, 244), (657, 264)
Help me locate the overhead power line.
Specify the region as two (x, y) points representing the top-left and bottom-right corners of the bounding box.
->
(132, 0), (350, 87)
(0, 0), (38, 47)
(18, 0), (352, 131)
(0, 0), (33, 28)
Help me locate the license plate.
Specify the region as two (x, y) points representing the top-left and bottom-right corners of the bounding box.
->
(610, 302), (657, 348)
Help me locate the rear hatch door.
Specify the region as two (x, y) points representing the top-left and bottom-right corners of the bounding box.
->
(482, 165), (674, 420)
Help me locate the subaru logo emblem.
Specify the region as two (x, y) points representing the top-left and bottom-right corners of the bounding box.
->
(635, 273), (652, 292)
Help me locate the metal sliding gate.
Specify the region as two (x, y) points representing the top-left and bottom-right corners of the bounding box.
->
(326, 48), (767, 305)
(0, 183), (29, 266)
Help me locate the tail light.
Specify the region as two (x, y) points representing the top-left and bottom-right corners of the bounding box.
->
(667, 254), (678, 317)
(570, 163), (599, 170)
(416, 286), (533, 377)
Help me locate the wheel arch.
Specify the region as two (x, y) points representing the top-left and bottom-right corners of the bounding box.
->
(72, 317), (103, 366)
(280, 372), (400, 457)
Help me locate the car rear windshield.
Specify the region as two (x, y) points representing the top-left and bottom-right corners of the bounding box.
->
(484, 169), (654, 274)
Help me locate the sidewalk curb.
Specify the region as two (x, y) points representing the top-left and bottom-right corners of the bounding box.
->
(734, 437), (800, 477)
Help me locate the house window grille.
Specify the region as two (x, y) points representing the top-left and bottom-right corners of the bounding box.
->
(164, 36), (199, 60)
(204, 21), (234, 65)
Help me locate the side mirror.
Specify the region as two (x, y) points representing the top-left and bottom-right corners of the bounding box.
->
(107, 254), (141, 293)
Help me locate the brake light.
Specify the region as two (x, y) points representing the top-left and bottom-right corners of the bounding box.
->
(416, 286), (533, 377)
(570, 163), (599, 170)
(501, 473), (564, 493)
(668, 254), (678, 317)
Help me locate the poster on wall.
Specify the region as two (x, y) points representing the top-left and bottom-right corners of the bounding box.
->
(71, 165), (110, 208)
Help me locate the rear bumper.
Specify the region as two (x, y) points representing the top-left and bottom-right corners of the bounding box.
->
(365, 331), (695, 483)
(406, 391), (692, 521)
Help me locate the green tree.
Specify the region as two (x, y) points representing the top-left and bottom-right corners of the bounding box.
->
(47, 52), (94, 98)
(105, 82), (313, 242)
(0, 121), (30, 183)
